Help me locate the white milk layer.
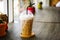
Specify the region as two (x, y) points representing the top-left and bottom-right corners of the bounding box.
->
(20, 10), (34, 20)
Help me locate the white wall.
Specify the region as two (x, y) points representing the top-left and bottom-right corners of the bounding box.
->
(42, 0), (49, 7)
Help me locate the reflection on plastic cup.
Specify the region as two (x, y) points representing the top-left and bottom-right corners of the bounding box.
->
(20, 12), (35, 38)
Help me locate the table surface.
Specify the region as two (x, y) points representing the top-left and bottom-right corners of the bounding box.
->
(0, 7), (60, 40)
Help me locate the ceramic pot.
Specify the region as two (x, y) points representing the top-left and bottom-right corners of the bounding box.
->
(0, 22), (7, 37)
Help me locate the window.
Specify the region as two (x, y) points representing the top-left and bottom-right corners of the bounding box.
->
(0, 1), (4, 13)
(14, 0), (19, 17)
(0, 0), (7, 14)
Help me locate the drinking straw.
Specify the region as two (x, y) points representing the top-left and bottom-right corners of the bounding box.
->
(26, 7), (28, 15)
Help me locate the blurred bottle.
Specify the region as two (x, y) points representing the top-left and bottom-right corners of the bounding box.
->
(37, 2), (43, 9)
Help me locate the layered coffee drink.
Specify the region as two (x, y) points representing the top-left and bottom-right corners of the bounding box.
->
(20, 12), (34, 36)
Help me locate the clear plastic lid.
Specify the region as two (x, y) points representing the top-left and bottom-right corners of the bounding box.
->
(20, 10), (34, 20)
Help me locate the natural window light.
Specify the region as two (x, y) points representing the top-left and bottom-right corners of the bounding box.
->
(0, 1), (4, 13)
(0, 0), (7, 14)
(14, 0), (19, 17)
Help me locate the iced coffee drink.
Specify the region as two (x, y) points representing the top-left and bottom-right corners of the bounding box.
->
(20, 12), (34, 37)
(21, 17), (33, 35)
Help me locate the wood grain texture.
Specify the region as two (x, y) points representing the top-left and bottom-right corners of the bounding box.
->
(0, 7), (60, 40)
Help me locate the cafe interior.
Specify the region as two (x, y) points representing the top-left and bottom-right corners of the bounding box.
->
(0, 0), (60, 40)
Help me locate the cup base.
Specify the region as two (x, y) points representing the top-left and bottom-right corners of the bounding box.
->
(20, 32), (35, 38)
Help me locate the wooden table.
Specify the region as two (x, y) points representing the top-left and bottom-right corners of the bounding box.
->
(0, 7), (60, 40)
